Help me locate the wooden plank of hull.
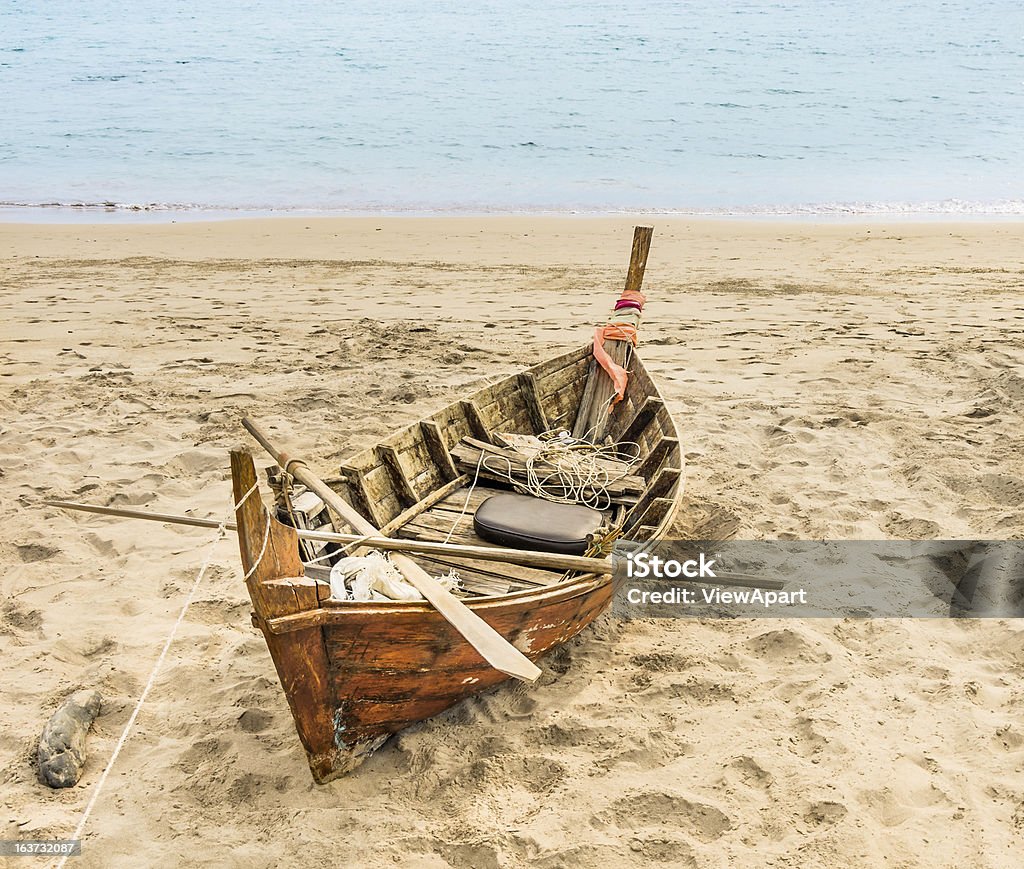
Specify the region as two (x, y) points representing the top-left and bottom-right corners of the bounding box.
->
(410, 552), (558, 591)
(338, 463), (386, 528)
(419, 420), (460, 481)
(517, 372), (551, 434)
(618, 396), (665, 447)
(324, 578), (616, 743)
(539, 368), (591, 432)
(460, 399), (494, 444)
(624, 496), (676, 538)
(636, 435), (680, 479)
(377, 473), (470, 536)
(410, 561), (516, 596)
(231, 450), (379, 783)
(376, 444), (418, 507)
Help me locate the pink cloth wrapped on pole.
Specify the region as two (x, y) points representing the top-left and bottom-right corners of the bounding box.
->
(592, 286), (644, 409)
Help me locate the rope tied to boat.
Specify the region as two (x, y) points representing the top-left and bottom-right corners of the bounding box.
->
(486, 430), (640, 511)
(56, 480), (263, 868)
(281, 456), (308, 477)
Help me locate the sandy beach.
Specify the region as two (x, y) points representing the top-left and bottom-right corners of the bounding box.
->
(2, 216), (1023, 867)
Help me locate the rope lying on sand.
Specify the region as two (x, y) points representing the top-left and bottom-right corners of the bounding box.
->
(56, 483), (261, 869)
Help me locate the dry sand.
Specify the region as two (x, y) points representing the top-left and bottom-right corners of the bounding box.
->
(1, 216), (1023, 867)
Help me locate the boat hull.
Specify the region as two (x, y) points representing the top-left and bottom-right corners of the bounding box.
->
(232, 345), (682, 782)
(318, 575), (616, 777)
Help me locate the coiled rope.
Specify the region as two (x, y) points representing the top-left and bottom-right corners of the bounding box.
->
(442, 428), (640, 543)
(494, 429), (640, 511)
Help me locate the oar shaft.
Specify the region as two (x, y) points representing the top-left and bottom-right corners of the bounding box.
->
(42, 499), (608, 571)
(44, 500), (230, 531)
(43, 499), (783, 590)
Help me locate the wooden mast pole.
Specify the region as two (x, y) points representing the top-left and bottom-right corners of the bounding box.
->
(573, 225), (653, 443)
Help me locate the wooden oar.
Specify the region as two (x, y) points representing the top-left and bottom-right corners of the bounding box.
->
(42, 499), (785, 591)
(240, 418), (542, 682)
(42, 498), (612, 573)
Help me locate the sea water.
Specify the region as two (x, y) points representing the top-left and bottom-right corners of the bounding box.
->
(1, 0), (1022, 217)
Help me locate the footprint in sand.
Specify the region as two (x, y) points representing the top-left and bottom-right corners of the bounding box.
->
(788, 715), (835, 758)
(992, 724), (1024, 751)
(15, 543), (60, 563)
(605, 790), (733, 843)
(625, 837), (697, 865)
(1, 600), (43, 633)
(804, 800), (848, 827)
(727, 755), (774, 792)
(237, 708), (274, 733)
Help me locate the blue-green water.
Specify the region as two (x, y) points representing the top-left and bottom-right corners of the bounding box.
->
(1, 0), (1022, 216)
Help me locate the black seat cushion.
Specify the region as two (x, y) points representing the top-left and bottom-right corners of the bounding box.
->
(473, 493), (604, 555)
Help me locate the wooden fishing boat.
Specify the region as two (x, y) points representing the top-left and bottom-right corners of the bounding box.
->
(231, 229), (684, 782)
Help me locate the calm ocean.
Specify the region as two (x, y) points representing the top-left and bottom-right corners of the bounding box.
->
(1, 0), (1022, 218)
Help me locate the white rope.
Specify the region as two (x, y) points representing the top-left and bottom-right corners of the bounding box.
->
(56, 481), (261, 868)
(485, 430), (640, 511)
(240, 512), (272, 581)
(442, 449), (487, 545)
(440, 430), (640, 547)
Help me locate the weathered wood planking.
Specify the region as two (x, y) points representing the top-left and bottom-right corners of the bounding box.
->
(420, 420), (460, 481)
(517, 372), (551, 434)
(337, 344), (624, 532)
(232, 450), (350, 783)
(235, 325), (682, 782)
(377, 444), (418, 508)
(460, 400), (494, 444)
(319, 578), (616, 743)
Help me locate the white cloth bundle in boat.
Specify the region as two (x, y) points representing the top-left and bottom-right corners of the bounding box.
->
(328, 551), (460, 602)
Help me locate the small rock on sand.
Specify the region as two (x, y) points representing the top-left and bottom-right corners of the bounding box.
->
(37, 690), (103, 788)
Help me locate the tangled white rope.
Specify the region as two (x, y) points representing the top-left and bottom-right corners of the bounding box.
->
(495, 431), (640, 511)
(55, 482), (261, 869)
(441, 430), (640, 544)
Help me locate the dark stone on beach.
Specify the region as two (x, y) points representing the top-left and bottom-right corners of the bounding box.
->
(38, 690), (103, 788)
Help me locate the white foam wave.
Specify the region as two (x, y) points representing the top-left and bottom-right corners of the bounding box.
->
(2, 198), (1024, 219)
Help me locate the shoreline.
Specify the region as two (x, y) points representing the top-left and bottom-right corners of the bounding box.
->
(3, 205), (1024, 226)
(4, 215), (1022, 286)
